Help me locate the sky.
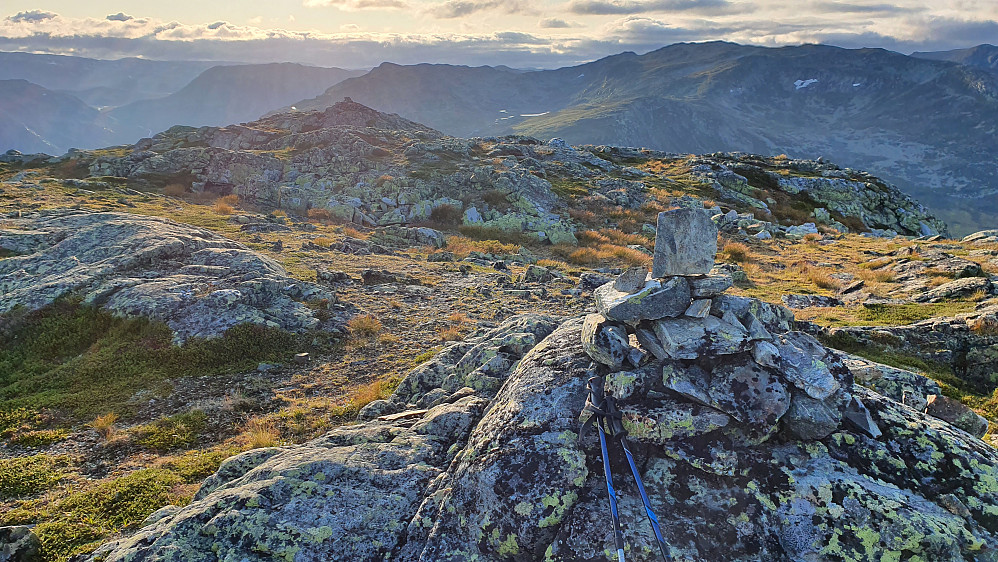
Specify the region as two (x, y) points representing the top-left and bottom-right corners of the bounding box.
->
(1, 0), (996, 68)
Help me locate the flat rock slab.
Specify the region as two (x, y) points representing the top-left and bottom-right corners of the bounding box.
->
(595, 276), (691, 325)
(653, 208), (718, 277)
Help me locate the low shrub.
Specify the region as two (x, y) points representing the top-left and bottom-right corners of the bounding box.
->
(134, 410), (207, 452)
(0, 454), (69, 499)
(348, 314), (383, 338)
(722, 242), (751, 262)
(429, 204), (464, 228)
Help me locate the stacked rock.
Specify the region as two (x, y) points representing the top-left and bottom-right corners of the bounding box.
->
(582, 209), (876, 474)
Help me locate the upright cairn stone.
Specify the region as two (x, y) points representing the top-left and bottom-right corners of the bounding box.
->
(652, 208), (717, 278)
(584, 204), (869, 451)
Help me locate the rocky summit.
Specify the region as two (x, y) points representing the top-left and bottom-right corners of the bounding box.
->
(82, 212), (998, 562)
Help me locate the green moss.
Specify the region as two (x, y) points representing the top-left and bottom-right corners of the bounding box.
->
(31, 469), (189, 561)
(854, 303), (977, 326)
(0, 297), (312, 419)
(0, 454), (70, 498)
(9, 429), (69, 447)
(134, 410), (208, 452)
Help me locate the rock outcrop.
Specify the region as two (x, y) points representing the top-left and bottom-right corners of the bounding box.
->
(828, 301), (998, 393)
(83, 211), (998, 562)
(0, 210), (334, 342)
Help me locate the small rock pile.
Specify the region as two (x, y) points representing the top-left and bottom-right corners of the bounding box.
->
(581, 209), (877, 465)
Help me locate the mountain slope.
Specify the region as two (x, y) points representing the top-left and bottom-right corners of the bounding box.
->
(107, 63), (363, 143)
(913, 44), (998, 72)
(289, 42), (998, 235)
(0, 79), (113, 153)
(0, 51), (227, 108)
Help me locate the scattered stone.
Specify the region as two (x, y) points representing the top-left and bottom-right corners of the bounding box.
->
(782, 294), (844, 309)
(703, 314), (749, 355)
(842, 396), (882, 438)
(834, 351), (941, 412)
(743, 312), (772, 341)
(594, 276), (691, 325)
(579, 272), (613, 292)
(361, 269), (421, 286)
(710, 263), (748, 284)
(652, 209), (717, 277)
(634, 325), (668, 360)
(783, 393), (842, 441)
(523, 264), (553, 283)
(772, 333), (840, 400)
(684, 299), (712, 318)
(688, 274), (732, 298)
(581, 314), (631, 369)
(751, 340), (780, 368)
(613, 267), (648, 293)
(925, 395), (989, 438)
(785, 223), (819, 238)
(653, 317), (707, 360)
(293, 353), (310, 365)
(915, 277), (991, 303)
(839, 279), (865, 294)
(315, 269), (352, 284)
(0, 525), (40, 562)
(427, 251), (455, 262)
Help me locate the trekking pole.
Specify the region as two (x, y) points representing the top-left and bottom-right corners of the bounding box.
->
(604, 396), (673, 562)
(585, 376), (626, 562)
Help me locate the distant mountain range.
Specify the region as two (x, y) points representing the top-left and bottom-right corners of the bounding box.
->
(913, 44), (998, 72)
(106, 64), (363, 142)
(285, 42), (998, 235)
(0, 53), (360, 155)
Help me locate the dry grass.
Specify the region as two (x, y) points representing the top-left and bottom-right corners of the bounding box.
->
(536, 258), (568, 270)
(348, 314), (383, 338)
(313, 237), (334, 247)
(272, 210), (287, 218)
(243, 418), (279, 449)
(444, 236), (520, 258)
(90, 412), (118, 440)
(438, 326), (465, 342)
(722, 242), (751, 263)
(556, 244), (651, 267)
(163, 183), (187, 197)
(803, 233), (822, 245)
(927, 275), (952, 288)
(807, 268), (841, 291)
(213, 195), (239, 215)
(307, 208), (332, 223)
(377, 332), (400, 346)
(576, 230), (612, 247)
(342, 226), (367, 239)
(352, 379), (390, 409)
(858, 268), (895, 283)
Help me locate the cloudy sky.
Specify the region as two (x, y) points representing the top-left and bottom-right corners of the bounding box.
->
(1, 0), (996, 68)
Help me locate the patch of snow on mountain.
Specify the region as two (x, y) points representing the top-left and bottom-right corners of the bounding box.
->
(794, 78), (819, 90)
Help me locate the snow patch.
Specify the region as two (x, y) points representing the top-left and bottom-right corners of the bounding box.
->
(520, 112), (550, 117)
(853, 83), (861, 87)
(794, 78), (818, 90)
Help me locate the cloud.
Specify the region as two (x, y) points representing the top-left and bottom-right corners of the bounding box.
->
(813, 2), (920, 14)
(539, 17), (579, 28)
(106, 13), (134, 22)
(303, 0), (408, 9)
(567, 0), (731, 15)
(340, 23), (361, 31)
(7, 10), (57, 23)
(426, 0), (536, 18)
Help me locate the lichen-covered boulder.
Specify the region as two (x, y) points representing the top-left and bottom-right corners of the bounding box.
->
(86, 314), (998, 562)
(0, 210), (333, 342)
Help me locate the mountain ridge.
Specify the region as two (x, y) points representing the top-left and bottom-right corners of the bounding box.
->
(286, 42), (998, 236)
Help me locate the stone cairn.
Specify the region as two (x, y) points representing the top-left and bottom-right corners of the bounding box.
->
(581, 209), (877, 470)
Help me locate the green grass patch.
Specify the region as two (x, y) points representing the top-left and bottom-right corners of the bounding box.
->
(134, 411), (207, 452)
(855, 303), (977, 326)
(10, 429), (69, 447)
(0, 297), (311, 420)
(30, 469), (189, 561)
(0, 454), (71, 499)
(549, 178), (590, 200)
